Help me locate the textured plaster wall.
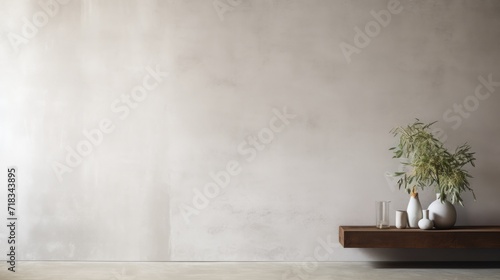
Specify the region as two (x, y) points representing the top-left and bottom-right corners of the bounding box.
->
(1, 0), (499, 261)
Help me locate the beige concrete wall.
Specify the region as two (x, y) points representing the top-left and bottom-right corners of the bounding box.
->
(1, 0), (499, 261)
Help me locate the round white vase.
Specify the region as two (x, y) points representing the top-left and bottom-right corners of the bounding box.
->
(428, 193), (456, 229)
(418, 209), (434, 230)
(407, 191), (423, 228)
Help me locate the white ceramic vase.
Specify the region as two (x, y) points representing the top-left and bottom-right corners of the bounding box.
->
(418, 209), (434, 230)
(395, 210), (407, 229)
(428, 193), (456, 229)
(407, 191), (423, 228)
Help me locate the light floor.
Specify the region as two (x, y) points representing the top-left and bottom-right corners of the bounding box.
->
(0, 262), (499, 280)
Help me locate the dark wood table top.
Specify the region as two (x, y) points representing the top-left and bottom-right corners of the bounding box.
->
(339, 226), (500, 248)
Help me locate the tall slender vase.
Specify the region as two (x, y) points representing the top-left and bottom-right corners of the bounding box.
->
(407, 191), (423, 228)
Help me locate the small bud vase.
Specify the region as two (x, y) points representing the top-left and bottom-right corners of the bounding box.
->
(418, 209), (434, 230)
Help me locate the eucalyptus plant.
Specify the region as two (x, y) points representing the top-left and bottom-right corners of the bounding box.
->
(390, 119), (476, 206)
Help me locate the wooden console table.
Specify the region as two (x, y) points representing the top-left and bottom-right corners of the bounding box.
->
(339, 226), (500, 248)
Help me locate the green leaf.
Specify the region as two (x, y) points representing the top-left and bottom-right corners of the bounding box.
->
(389, 119), (476, 204)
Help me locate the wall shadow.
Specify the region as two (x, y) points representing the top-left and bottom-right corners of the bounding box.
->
(371, 261), (500, 269)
